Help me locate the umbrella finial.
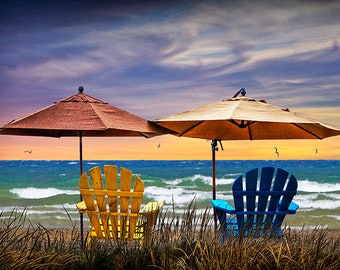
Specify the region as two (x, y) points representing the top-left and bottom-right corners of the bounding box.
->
(232, 87), (246, 98)
(240, 88), (246, 96)
(78, 86), (84, 93)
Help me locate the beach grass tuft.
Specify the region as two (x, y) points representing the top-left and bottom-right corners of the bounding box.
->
(1, 204), (339, 269)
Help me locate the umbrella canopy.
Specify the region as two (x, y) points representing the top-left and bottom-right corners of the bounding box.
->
(0, 86), (165, 138)
(0, 86), (170, 247)
(154, 96), (340, 141)
(153, 88), (340, 199)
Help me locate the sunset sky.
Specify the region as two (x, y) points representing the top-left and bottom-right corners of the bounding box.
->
(1, 0), (339, 160)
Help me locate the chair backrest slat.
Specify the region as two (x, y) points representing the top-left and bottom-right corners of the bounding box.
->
(89, 166), (110, 237)
(232, 166), (298, 236)
(128, 175), (144, 239)
(79, 171), (103, 238)
(105, 165), (119, 239)
(233, 174), (245, 228)
(79, 165), (145, 240)
(244, 168), (258, 228)
(105, 165), (118, 212)
(273, 173), (298, 228)
(256, 167), (275, 231)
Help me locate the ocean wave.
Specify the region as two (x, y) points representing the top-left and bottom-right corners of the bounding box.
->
(20, 209), (75, 216)
(48, 203), (77, 209)
(144, 186), (211, 206)
(164, 175), (203, 186)
(164, 174), (234, 186)
(326, 215), (340, 221)
(164, 178), (182, 185)
(298, 179), (340, 192)
(224, 173), (241, 177)
(0, 205), (80, 217)
(67, 161), (78, 165)
(192, 174), (211, 184)
(215, 177), (236, 186)
(9, 187), (79, 199)
(294, 193), (340, 209)
(193, 174), (235, 186)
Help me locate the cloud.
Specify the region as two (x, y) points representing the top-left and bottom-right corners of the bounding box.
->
(0, 1), (339, 160)
(0, 0), (339, 122)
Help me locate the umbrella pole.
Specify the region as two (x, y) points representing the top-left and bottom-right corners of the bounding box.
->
(79, 131), (84, 248)
(211, 140), (218, 230)
(211, 140), (218, 200)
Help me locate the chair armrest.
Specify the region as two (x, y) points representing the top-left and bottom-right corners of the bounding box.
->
(276, 200), (299, 214)
(76, 201), (87, 213)
(211, 199), (235, 213)
(139, 201), (164, 214)
(76, 200), (99, 213)
(139, 202), (164, 233)
(288, 201), (299, 213)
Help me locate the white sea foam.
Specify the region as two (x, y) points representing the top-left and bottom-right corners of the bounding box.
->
(191, 174), (210, 182)
(144, 186), (211, 206)
(294, 193), (340, 209)
(225, 173), (241, 177)
(165, 174), (234, 187)
(67, 161), (78, 165)
(191, 174), (235, 186)
(216, 177), (236, 186)
(165, 178), (184, 186)
(326, 215), (340, 221)
(23, 209), (74, 215)
(164, 174), (208, 186)
(9, 187), (79, 199)
(298, 179), (340, 192)
(1, 204), (79, 216)
(48, 203), (77, 209)
(214, 194), (234, 201)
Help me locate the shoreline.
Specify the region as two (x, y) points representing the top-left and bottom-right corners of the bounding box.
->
(3, 209), (339, 232)
(1, 202), (340, 231)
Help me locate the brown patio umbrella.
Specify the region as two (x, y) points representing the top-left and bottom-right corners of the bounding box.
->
(153, 88), (340, 200)
(0, 86), (168, 170)
(0, 86), (170, 246)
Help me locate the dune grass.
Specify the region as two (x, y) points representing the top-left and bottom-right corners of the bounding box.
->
(1, 204), (339, 270)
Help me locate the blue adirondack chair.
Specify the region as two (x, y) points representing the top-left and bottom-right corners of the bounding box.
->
(211, 167), (299, 238)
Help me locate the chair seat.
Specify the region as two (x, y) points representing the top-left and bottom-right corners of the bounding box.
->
(89, 218), (144, 239)
(78, 201), (164, 240)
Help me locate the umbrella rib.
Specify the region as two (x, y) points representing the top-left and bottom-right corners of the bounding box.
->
(139, 132), (151, 138)
(179, 121), (204, 137)
(228, 119), (254, 128)
(292, 123), (323, 139)
(247, 125), (253, 140)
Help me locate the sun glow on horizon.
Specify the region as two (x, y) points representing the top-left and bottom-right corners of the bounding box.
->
(1, 134), (339, 161)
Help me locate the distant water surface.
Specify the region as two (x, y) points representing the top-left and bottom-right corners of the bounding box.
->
(0, 160), (339, 229)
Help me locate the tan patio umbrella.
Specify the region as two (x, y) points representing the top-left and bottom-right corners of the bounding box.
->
(153, 88), (340, 200)
(0, 86), (170, 246)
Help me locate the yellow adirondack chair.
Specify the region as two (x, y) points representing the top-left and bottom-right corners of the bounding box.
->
(76, 165), (163, 245)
